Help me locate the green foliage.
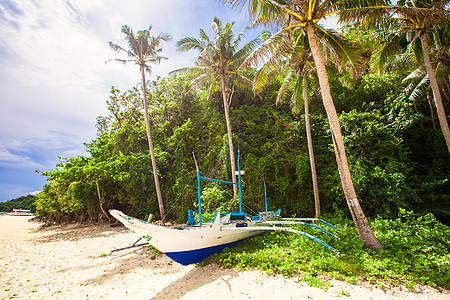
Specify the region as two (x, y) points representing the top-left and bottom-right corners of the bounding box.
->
(338, 110), (416, 217)
(201, 185), (234, 214)
(36, 53), (449, 226)
(0, 195), (36, 213)
(213, 210), (450, 289)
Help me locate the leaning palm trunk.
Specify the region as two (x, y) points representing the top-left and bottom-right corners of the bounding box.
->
(303, 74), (320, 219)
(420, 33), (450, 153)
(141, 67), (165, 222)
(221, 75), (238, 196)
(306, 24), (382, 249)
(94, 179), (111, 222)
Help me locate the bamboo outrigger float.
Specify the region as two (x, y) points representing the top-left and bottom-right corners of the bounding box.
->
(110, 151), (339, 265)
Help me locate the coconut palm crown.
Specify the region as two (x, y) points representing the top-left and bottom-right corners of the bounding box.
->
(109, 25), (172, 74)
(175, 17), (260, 194)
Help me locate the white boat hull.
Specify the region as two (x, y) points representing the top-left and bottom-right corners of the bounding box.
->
(110, 209), (264, 265)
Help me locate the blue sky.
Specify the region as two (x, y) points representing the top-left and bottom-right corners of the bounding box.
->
(0, 0), (338, 202)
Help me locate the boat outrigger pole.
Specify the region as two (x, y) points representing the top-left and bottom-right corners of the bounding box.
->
(263, 177), (267, 212)
(237, 150), (243, 213)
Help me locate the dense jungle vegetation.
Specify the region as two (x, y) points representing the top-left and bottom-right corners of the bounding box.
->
(35, 69), (449, 224)
(35, 68), (450, 287)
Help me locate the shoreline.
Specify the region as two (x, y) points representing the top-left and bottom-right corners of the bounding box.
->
(0, 215), (448, 299)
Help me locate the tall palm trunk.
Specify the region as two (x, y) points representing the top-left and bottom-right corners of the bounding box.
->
(221, 74), (238, 196)
(420, 33), (450, 153)
(305, 24), (382, 249)
(141, 67), (165, 222)
(303, 73), (320, 218)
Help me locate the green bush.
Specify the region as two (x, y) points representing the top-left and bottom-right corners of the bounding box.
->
(213, 209), (450, 289)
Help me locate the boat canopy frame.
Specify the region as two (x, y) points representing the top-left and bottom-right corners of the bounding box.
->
(190, 151), (341, 255)
(193, 150), (245, 226)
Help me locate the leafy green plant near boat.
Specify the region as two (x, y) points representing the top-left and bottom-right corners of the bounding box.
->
(212, 209), (450, 289)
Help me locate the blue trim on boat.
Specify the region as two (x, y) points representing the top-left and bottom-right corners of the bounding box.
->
(165, 240), (244, 265)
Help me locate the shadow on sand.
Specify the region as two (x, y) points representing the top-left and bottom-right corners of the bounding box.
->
(84, 248), (189, 286)
(150, 263), (239, 300)
(29, 221), (241, 299)
(32, 223), (127, 243)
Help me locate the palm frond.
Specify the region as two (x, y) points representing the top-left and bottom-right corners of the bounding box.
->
(145, 55), (169, 65)
(106, 58), (132, 65)
(221, 0), (285, 26)
(316, 26), (363, 73)
(109, 24), (170, 75)
(253, 64), (279, 92)
(158, 31), (172, 42)
(276, 70), (295, 105)
(231, 37), (261, 67)
(229, 72), (253, 91)
(232, 25), (247, 48)
(212, 17), (224, 37)
(188, 73), (213, 91)
(392, 6), (448, 29)
(409, 75), (429, 101)
(122, 25), (141, 55)
(370, 34), (402, 73)
(337, 0), (391, 25)
(242, 28), (291, 68)
(108, 42), (127, 54)
(169, 67), (192, 75)
(199, 29), (211, 43)
(413, 36), (424, 63)
(206, 76), (220, 101)
(176, 37), (205, 52)
(291, 75), (304, 115)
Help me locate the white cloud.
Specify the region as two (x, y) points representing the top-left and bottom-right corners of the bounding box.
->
(0, 0), (258, 201)
(0, 148), (44, 169)
(0, 129), (88, 170)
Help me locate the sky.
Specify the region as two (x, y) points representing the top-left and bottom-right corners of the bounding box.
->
(0, 0), (338, 202)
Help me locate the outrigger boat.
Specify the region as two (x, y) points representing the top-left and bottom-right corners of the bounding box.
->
(110, 151), (339, 265)
(7, 209), (34, 216)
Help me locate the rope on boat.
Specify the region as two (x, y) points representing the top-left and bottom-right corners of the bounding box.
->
(164, 177), (195, 217)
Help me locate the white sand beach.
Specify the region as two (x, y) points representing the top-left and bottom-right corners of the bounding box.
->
(0, 215), (448, 300)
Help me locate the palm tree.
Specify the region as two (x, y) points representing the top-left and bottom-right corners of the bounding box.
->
(248, 26), (361, 218)
(339, 0), (450, 152)
(108, 25), (172, 222)
(221, 0), (383, 249)
(175, 17), (259, 196)
(399, 23), (449, 127)
(402, 63), (449, 129)
(246, 30), (322, 216)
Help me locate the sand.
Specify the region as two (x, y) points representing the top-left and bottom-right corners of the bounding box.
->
(0, 215), (448, 300)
